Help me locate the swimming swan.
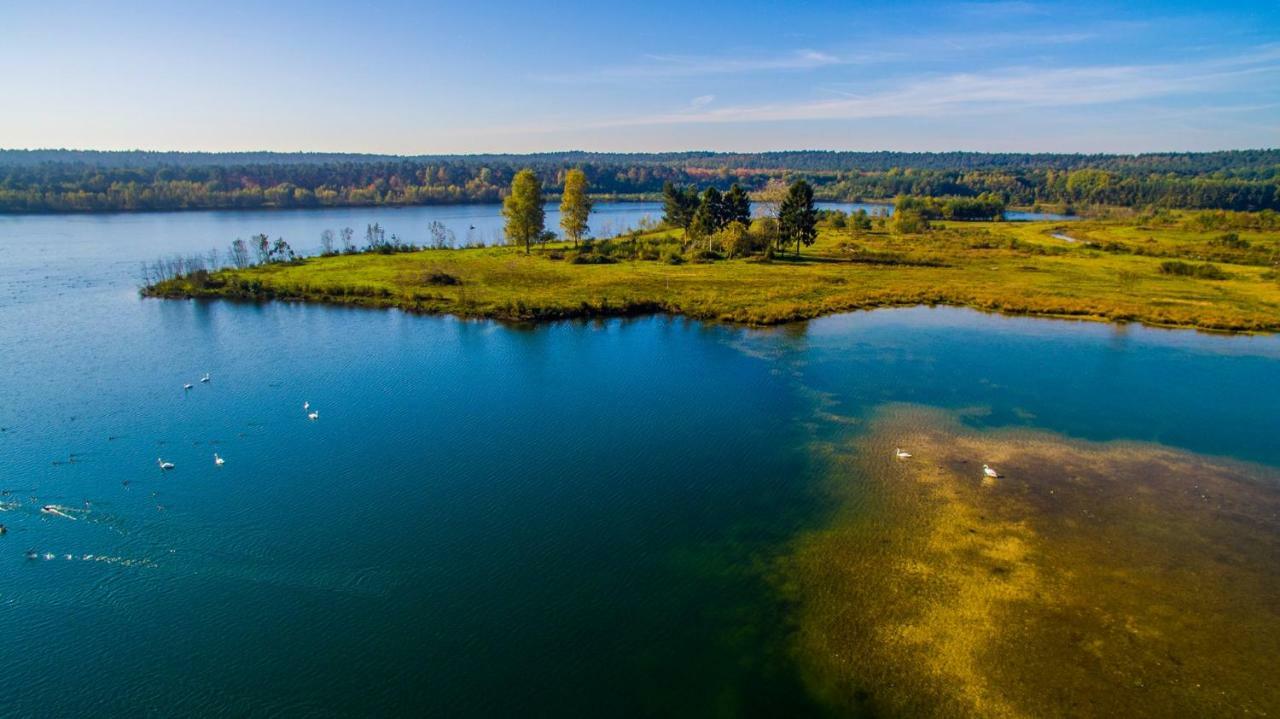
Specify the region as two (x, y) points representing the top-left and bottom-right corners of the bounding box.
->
(983, 464), (1000, 478)
(157, 458), (175, 470)
(213, 453), (225, 466)
(895, 448), (912, 459)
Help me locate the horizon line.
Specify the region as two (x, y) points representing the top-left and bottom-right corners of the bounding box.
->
(3, 146), (1278, 158)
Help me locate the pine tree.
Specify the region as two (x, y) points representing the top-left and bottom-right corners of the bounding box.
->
(778, 180), (817, 257)
(724, 183), (751, 227)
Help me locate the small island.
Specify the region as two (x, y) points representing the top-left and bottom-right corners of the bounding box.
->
(144, 174), (1280, 333)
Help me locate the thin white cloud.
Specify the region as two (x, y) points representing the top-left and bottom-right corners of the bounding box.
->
(534, 26), (1112, 85)
(534, 49), (878, 83)
(578, 47), (1280, 129)
(689, 94), (716, 108)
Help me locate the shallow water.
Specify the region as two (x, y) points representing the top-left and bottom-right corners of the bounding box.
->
(0, 207), (1276, 716)
(782, 407), (1280, 717)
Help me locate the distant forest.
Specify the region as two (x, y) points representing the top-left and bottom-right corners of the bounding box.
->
(1, 149), (1277, 213)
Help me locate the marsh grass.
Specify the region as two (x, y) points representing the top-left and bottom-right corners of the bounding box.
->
(145, 218), (1280, 331)
(780, 405), (1280, 717)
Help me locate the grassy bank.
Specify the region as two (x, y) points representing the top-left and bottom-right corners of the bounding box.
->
(145, 217), (1280, 331)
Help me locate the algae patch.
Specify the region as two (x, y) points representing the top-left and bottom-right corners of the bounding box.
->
(780, 406), (1280, 717)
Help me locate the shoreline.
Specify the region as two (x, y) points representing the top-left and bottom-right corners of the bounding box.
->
(143, 285), (1280, 335)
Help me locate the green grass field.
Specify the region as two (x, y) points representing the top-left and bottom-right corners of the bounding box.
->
(146, 217), (1280, 332)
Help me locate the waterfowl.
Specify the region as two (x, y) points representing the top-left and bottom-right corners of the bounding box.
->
(157, 458), (175, 470)
(303, 401), (310, 411)
(307, 411), (319, 421)
(895, 448), (912, 459)
(200, 373), (211, 383)
(214, 453), (225, 466)
(983, 464), (1000, 478)
(41, 505), (75, 520)
(183, 383), (194, 390)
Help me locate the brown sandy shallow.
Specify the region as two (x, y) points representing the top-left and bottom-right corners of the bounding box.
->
(777, 405), (1280, 718)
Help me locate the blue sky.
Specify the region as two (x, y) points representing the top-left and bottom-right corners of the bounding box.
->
(1, 0), (1277, 153)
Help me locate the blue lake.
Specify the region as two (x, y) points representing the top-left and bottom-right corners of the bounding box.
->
(0, 205), (1274, 716)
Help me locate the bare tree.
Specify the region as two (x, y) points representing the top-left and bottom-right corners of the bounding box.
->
(340, 227), (355, 253)
(428, 220), (454, 249)
(229, 238), (250, 268)
(254, 233), (271, 264)
(320, 229), (335, 255)
(753, 178), (789, 219)
(364, 223), (385, 250)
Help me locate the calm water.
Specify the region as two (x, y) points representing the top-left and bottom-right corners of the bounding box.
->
(0, 206), (1276, 716)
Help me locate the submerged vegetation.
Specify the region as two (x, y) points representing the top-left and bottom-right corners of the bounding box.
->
(779, 405), (1280, 717)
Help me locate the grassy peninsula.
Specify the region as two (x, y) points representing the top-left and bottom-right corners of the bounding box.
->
(146, 213), (1280, 332)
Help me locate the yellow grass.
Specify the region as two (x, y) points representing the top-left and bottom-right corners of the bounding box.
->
(147, 218), (1280, 332)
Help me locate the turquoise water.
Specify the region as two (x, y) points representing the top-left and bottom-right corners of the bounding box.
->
(0, 208), (1276, 716)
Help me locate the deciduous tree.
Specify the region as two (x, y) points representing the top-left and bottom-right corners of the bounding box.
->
(503, 169), (545, 254)
(559, 168), (592, 247)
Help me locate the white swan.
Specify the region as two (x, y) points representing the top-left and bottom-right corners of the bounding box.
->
(214, 453), (225, 466)
(983, 464), (1000, 478)
(41, 505), (76, 520)
(895, 448), (912, 459)
(307, 411), (319, 421)
(303, 401), (310, 411)
(157, 458), (175, 470)
(200, 373), (211, 383)
(183, 383), (193, 390)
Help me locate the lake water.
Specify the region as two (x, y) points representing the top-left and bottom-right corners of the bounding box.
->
(0, 200), (1068, 307)
(0, 205), (1275, 716)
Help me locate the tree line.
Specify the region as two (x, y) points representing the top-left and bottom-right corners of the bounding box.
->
(3, 148), (1277, 214)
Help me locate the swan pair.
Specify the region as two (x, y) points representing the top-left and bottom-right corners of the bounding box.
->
(894, 448), (1002, 479)
(183, 373), (210, 390)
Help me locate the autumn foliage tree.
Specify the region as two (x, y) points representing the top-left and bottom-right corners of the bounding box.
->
(559, 168), (592, 247)
(503, 169), (545, 255)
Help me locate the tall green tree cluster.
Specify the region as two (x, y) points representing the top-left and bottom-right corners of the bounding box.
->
(661, 182), (701, 238)
(664, 182), (752, 244)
